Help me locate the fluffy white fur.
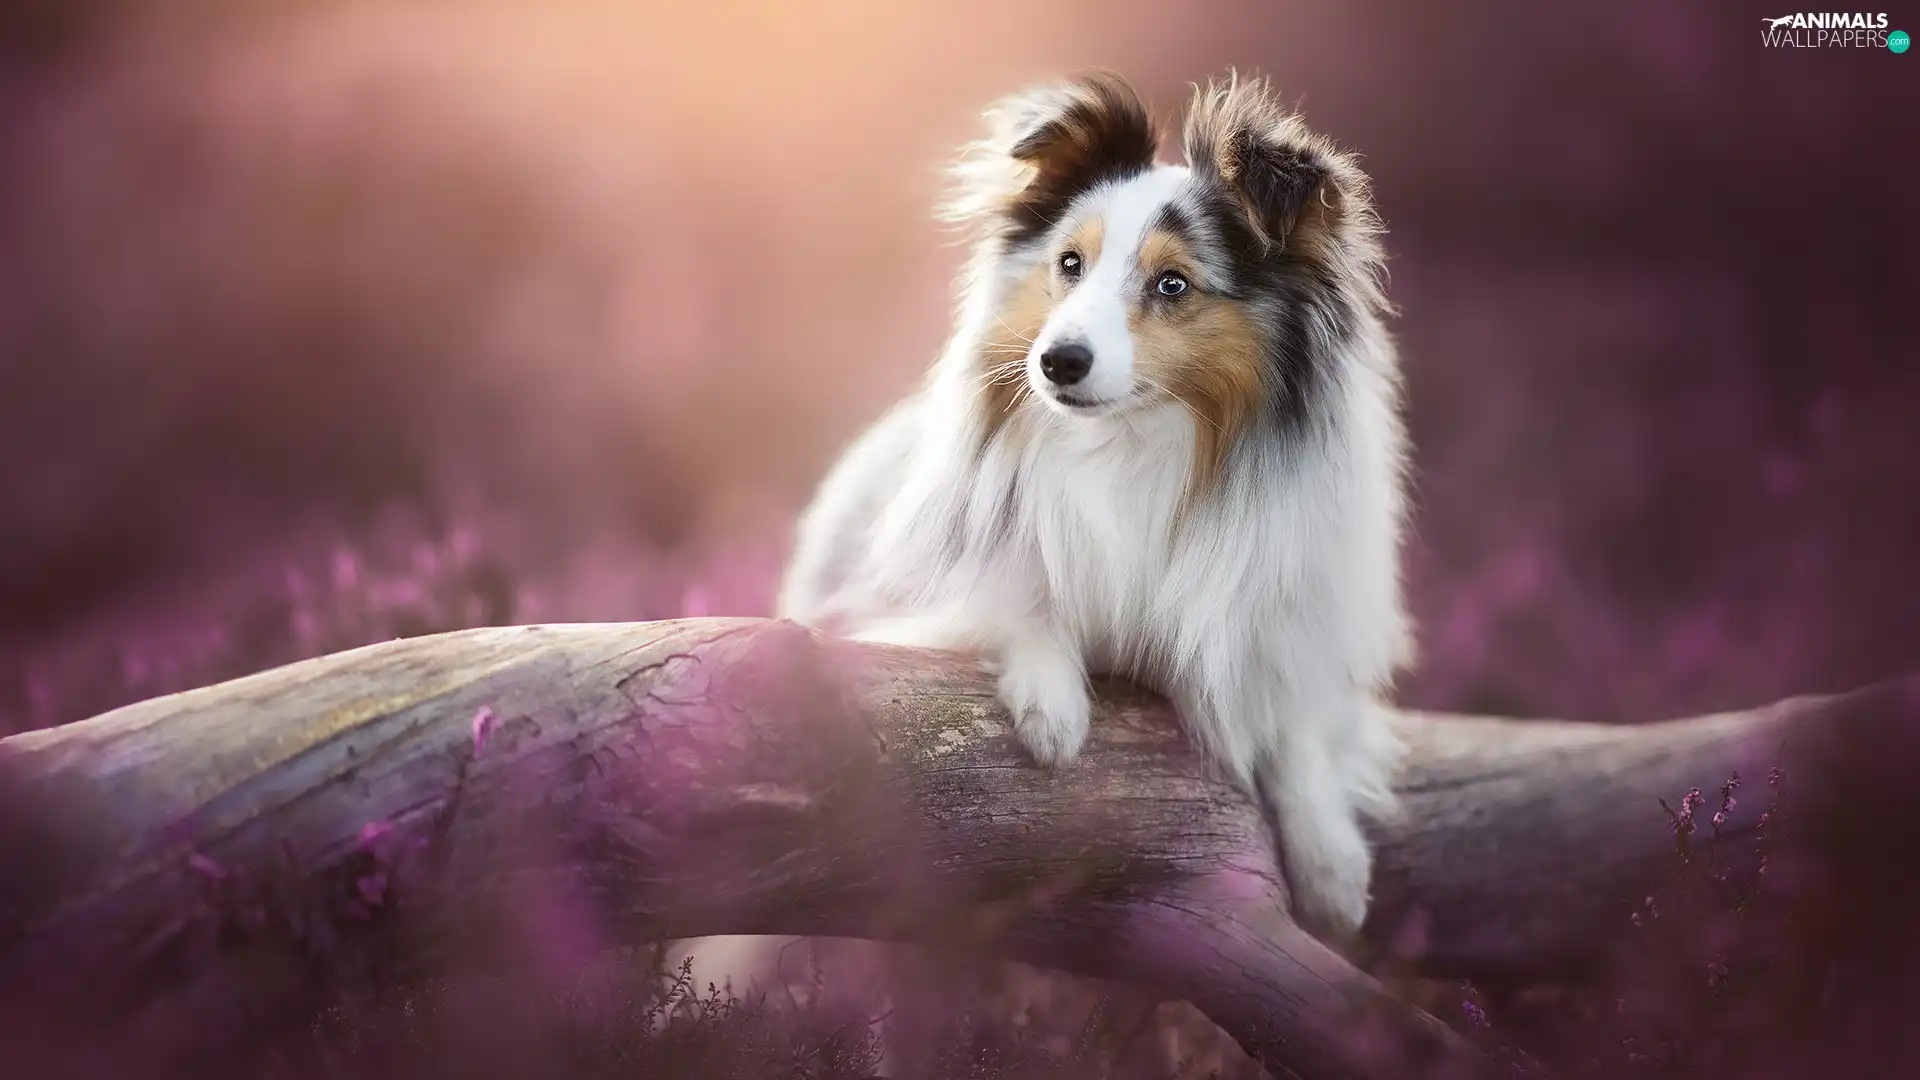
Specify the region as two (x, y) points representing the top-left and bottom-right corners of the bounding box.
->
(778, 71), (1412, 943)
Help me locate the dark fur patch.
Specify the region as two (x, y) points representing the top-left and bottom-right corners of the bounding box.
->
(1184, 76), (1332, 250)
(1150, 201), (1196, 246)
(981, 473), (1023, 557)
(1230, 133), (1329, 243)
(996, 71), (1160, 249)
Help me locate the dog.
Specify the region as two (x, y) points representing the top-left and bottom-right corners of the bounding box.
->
(780, 67), (1413, 940)
(771, 69), (1414, 1070)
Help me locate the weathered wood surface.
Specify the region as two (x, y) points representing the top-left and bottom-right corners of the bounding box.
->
(0, 617), (1914, 1079)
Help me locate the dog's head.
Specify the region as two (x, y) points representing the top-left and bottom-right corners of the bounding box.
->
(945, 70), (1387, 488)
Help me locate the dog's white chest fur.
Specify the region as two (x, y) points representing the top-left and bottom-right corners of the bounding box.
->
(1008, 409), (1196, 667)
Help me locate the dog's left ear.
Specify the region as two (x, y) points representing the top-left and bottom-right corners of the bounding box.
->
(1183, 73), (1340, 250)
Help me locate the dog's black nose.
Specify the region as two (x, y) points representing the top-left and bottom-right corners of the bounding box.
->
(1039, 342), (1093, 386)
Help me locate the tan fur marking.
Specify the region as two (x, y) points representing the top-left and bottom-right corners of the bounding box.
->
(1135, 228), (1206, 293)
(977, 263), (1048, 443)
(1129, 228), (1267, 516)
(975, 219), (1105, 444)
(1068, 218), (1106, 271)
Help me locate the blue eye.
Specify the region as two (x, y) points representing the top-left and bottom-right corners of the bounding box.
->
(1156, 272), (1190, 297)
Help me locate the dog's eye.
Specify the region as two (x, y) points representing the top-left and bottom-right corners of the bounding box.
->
(1058, 251), (1082, 279)
(1155, 272), (1190, 297)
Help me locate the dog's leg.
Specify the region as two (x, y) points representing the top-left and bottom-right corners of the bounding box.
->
(992, 619), (1092, 768)
(1255, 696), (1376, 945)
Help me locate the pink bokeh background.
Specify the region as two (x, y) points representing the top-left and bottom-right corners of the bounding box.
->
(2, 0), (1915, 737)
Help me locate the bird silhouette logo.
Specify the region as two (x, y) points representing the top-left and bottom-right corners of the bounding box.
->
(1763, 15), (1798, 29)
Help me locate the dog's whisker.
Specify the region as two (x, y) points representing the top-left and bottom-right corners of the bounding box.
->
(994, 319), (1037, 345)
(1138, 377), (1223, 433)
(972, 361), (1031, 390)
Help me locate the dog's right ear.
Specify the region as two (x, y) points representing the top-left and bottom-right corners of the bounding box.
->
(941, 70), (1160, 246)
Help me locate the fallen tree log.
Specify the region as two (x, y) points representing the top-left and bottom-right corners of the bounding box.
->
(0, 617), (1913, 1080)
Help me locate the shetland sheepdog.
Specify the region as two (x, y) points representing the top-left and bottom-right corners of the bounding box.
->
(780, 68), (1412, 947)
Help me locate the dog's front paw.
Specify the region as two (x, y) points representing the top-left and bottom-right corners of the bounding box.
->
(1282, 815), (1373, 944)
(995, 649), (1091, 768)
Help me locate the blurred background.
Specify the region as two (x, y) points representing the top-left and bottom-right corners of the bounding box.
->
(2, 0), (1915, 738)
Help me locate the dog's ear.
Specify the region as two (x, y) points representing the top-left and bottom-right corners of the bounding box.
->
(942, 69), (1159, 245)
(1183, 73), (1341, 251)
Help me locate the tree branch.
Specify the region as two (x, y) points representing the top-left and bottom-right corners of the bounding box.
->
(0, 617), (1913, 1080)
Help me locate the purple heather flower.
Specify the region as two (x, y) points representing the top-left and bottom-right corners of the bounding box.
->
(449, 526), (480, 563)
(330, 547), (362, 591)
(358, 819), (394, 849)
(472, 705), (498, 757)
(358, 870), (389, 907)
(188, 852), (228, 880)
